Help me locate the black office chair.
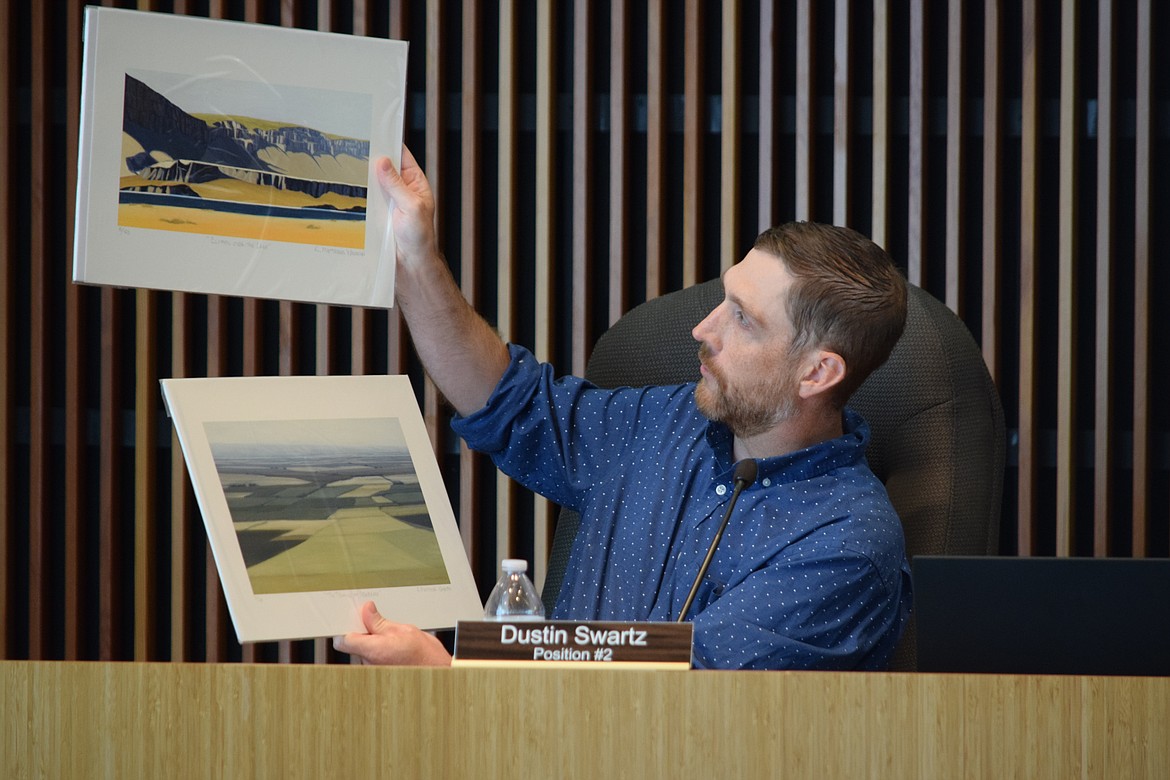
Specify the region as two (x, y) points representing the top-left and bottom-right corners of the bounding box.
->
(541, 279), (1005, 671)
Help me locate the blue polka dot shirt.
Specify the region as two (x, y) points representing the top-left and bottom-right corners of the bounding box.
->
(453, 344), (913, 670)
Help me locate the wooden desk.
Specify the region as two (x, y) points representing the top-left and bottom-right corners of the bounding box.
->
(4, 661), (1168, 778)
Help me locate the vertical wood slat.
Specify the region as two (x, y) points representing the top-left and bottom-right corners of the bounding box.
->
(99, 287), (123, 659)
(350, 0), (374, 379)
(832, 0), (850, 228)
(63, 0), (86, 660)
(28, 0), (52, 661)
(758, 0), (778, 235)
(313, 0), (348, 660)
(981, 0), (1003, 384)
(1, 0), (16, 657)
(460, 0), (483, 566)
(532, 0), (557, 568)
(945, 0), (965, 313)
(1018, 0), (1041, 555)
(571, 0), (594, 375)
(136, 0), (165, 668)
(535, 1), (559, 365)
(205, 298), (229, 662)
(316, 0), (337, 392)
(238, 0), (264, 667)
(496, 0), (519, 568)
(315, 0), (342, 671)
(133, 0), (162, 667)
(170, 294), (193, 661)
(386, 2), (410, 386)
(645, 0), (666, 299)
(1055, 0), (1079, 556)
(794, 0), (814, 221)
(1132, 0), (1152, 556)
(135, 289), (159, 661)
(276, 0), (303, 668)
(871, 0), (890, 251)
(906, 0), (927, 285)
(317, 1), (333, 33)
(720, 0), (741, 271)
(1093, 0), (1116, 557)
(609, 0), (631, 324)
(424, 0), (444, 459)
(682, 0), (702, 287)
(310, 90), (341, 673)
(96, 0), (133, 645)
(388, 5), (408, 49)
(314, 305), (335, 374)
(278, 301), (298, 376)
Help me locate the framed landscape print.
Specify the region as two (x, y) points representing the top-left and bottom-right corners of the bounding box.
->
(75, 7), (407, 308)
(161, 375), (483, 643)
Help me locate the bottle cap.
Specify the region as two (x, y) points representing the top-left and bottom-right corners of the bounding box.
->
(500, 558), (528, 573)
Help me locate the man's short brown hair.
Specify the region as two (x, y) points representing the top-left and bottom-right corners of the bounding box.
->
(753, 222), (907, 408)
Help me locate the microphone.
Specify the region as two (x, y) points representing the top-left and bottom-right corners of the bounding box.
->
(676, 459), (759, 622)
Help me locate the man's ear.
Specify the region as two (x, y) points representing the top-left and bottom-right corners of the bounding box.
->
(797, 350), (846, 400)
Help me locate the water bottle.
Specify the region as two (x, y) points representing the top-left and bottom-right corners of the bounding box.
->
(483, 559), (545, 621)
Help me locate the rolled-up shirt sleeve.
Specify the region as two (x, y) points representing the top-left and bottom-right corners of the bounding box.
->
(452, 343), (668, 511)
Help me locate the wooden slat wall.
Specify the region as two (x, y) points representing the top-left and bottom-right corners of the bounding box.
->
(3, 0), (1168, 661)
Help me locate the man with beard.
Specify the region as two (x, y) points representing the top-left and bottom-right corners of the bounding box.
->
(335, 148), (912, 670)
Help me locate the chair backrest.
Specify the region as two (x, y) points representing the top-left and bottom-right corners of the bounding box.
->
(541, 279), (1005, 670)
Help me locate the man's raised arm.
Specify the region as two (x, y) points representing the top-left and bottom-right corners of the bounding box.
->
(332, 148), (508, 667)
(377, 147), (510, 416)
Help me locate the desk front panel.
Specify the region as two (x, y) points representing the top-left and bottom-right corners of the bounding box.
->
(3, 662), (1168, 778)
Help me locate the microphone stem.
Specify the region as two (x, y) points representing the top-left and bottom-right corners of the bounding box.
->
(676, 478), (749, 623)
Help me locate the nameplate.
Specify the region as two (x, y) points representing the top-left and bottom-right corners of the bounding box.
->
(451, 620), (693, 669)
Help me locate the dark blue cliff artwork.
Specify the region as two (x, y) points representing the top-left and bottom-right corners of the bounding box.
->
(118, 72), (371, 249)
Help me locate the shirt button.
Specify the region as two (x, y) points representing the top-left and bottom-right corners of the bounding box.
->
(716, 484), (727, 496)
(762, 477), (772, 487)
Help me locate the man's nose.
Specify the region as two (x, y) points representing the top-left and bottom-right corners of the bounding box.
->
(692, 305), (720, 345)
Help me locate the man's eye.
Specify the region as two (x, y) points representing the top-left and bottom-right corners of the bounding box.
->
(735, 309), (748, 326)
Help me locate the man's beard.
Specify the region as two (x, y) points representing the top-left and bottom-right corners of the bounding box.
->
(695, 343), (799, 438)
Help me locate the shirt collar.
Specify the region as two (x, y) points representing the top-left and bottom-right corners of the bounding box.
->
(702, 407), (872, 490)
